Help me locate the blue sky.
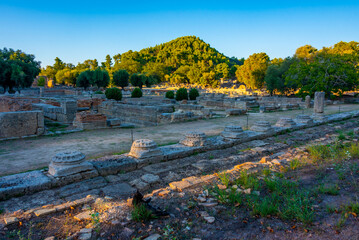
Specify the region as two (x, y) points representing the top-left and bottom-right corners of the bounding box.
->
(1, 0), (358, 67)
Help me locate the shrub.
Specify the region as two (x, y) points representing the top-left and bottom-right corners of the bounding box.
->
(105, 87), (122, 101)
(165, 91), (174, 99)
(175, 88), (188, 101)
(131, 87), (143, 98)
(131, 204), (157, 222)
(37, 77), (45, 87)
(94, 90), (103, 94)
(189, 88), (199, 100)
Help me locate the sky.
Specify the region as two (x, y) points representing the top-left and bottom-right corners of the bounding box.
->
(1, 0), (358, 67)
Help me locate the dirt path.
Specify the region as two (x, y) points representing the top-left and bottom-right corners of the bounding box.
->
(1, 104), (358, 176)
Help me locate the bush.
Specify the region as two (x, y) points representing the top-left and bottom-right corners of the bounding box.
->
(131, 87), (143, 98)
(165, 91), (174, 99)
(189, 88), (199, 100)
(105, 87), (122, 101)
(175, 88), (188, 101)
(37, 77), (45, 87)
(94, 90), (103, 94)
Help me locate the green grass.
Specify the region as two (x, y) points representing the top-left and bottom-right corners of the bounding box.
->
(131, 204), (157, 222)
(210, 170), (315, 224)
(317, 183), (340, 195)
(112, 150), (128, 155)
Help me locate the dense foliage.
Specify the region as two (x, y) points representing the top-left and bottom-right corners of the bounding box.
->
(0, 48), (41, 92)
(175, 88), (188, 101)
(37, 77), (45, 87)
(105, 87), (122, 101)
(189, 88), (200, 100)
(113, 69), (129, 89)
(165, 90), (174, 99)
(131, 87), (143, 98)
(76, 68), (110, 89)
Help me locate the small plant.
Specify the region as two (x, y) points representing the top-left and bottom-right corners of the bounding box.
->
(131, 87), (143, 98)
(316, 183), (340, 195)
(175, 88), (188, 101)
(289, 158), (302, 170)
(189, 88), (199, 100)
(337, 133), (346, 141)
(105, 87), (122, 101)
(165, 90), (175, 99)
(217, 172), (230, 187)
(94, 90), (104, 94)
(131, 204), (157, 222)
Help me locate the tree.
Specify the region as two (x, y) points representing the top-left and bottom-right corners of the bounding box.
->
(0, 48), (41, 92)
(91, 68), (110, 88)
(113, 69), (129, 90)
(130, 73), (143, 89)
(285, 53), (359, 97)
(235, 52), (269, 89)
(295, 45), (317, 62)
(264, 57), (295, 95)
(76, 70), (92, 89)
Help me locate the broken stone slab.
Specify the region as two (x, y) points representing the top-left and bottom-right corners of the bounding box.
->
(180, 132), (208, 147)
(74, 210), (93, 221)
(221, 125), (248, 140)
(312, 113), (328, 122)
(106, 118), (121, 127)
(49, 151), (95, 178)
(141, 174), (160, 184)
(275, 117), (297, 128)
(4, 216), (18, 226)
(0, 170), (52, 200)
(250, 121), (274, 133)
(91, 157), (136, 176)
(101, 183), (136, 198)
(128, 139), (164, 166)
(225, 109), (246, 116)
(295, 114), (314, 125)
(34, 208), (56, 217)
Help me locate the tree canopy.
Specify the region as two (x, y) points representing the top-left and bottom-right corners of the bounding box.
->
(0, 48), (41, 92)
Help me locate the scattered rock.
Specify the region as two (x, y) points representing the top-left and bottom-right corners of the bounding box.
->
(260, 156), (271, 163)
(44, 237), (55, 240)
(199, 202), (218, 207)
(141, 174), (160, 184)
(34, 208), (56, 217)
(243, 188), (251, 194)
(217, 184), (227, 190)
(197, 196), (207, 202)
(78, 228), (92, 240)
(199, 211), (209, 217)
(4, 217), (18, 226)
(253, 191), (260, 196)
(144, 233), (161, 240)
(74, 210), (92, 221)
(204, 216), (215, 223)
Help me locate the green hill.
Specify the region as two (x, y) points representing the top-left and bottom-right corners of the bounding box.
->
(113, 36), (242, 87)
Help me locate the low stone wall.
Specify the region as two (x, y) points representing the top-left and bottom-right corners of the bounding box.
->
(1, 109), (358, 200)
(0, 97), (40, 112)
(32, 100), (77, 124)
(0, 110), (44, 139)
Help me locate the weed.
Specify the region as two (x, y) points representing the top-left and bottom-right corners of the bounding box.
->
(326, 205), (336, 213)
(209, 155), (214, 160)
(289, 158), (302, 170)
(113, 150), (127, 155)
(317, 183), (340, 195)
(17, 221), (33, 240)
(131, 204), (157, 222)
(217, 172), (230, 187)
(262, 168), (271, 177)
(337, 133), (346, 141)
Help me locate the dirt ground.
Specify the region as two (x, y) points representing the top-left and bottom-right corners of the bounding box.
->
(1, 104), (358, 176)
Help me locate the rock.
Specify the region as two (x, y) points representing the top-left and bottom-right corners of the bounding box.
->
(250, 121), (273, 133)
(44, 237), (55, 240)
(259, 156), (271, 163)
(203, 189), (209, 197)
(275, 117), (296, 128)
(74, 210), (92, 221)
(4, 217), (18, 226)
(144, 233), (161, 240)
(221, 125), (248, 140)
(128, 139), (163, 162)
(199, 202), (218, 207)
(78, 228), (93, 240)
(141, 174), (160, 184)
(197, 197), (207, 202)
(199, 211), (209, 217)
(204, 216), (215, 223)
(243, 188), (251, 194)
(314, 91), (325, 113)
(34, 208), (56, 217)
(217, 184), (227, 190)
(271, 159), (282, 165)
(253, 191), (260, 196)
